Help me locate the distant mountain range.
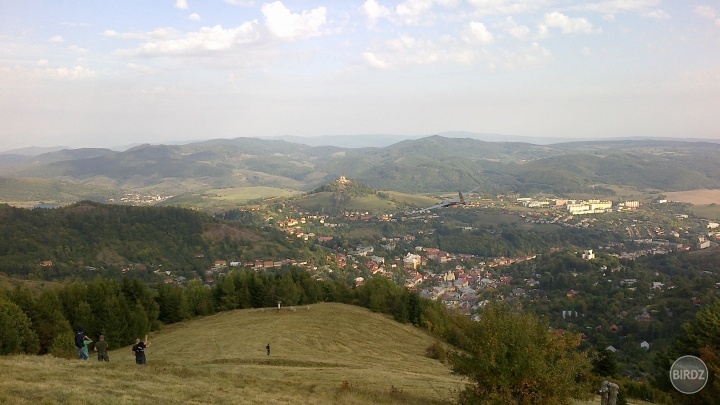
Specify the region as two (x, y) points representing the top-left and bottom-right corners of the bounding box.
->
(1, 135), (719, 205)
(5, 132), (719, 156)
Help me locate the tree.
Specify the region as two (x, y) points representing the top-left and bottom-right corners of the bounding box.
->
(0, 298), (40, 355)
(448, 304), (592, 405)
(593, 346), (618, 377)
(654, 299), (720, 404)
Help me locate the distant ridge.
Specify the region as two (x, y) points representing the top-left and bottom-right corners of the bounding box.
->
(270, 132), (720, 148)
(0, 146), (70, 156)
(2, 135), (720, 204)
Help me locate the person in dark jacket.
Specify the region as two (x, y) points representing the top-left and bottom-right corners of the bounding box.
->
(132, 335), (150, 365)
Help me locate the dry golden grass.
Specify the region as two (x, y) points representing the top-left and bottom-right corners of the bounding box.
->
(0, 303), (463, 404)
(664, 189), (720, 205)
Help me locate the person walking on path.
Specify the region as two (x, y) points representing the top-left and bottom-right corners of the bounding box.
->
(94, 335), (109, 362)
(132, 334), (150, 365)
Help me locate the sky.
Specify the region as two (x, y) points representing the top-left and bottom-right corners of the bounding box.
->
(1, 0), (719, 151)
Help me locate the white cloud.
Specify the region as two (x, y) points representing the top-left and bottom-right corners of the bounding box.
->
(363, 51), (389, 69)
(363, 34), (477, 69)
(497, 16), (530, 40)
(694, 5), (716, 19)
(361, 0), (458, 26)
(467, 0), (552, 16)
(361, 0), (392, 26)
(573, 0), (660, 16)
(261, 1), (326, 40)
(103, 27), (183, 41)
(463, 21), (494, 44)
(396, 0), (435, 25)
(116, 23), (262, 57)
(643, 9), (669, 21)
(67, 45), (90, 53)
(543, 12), (595, 34)
(39, 65), (96, 80)
(489, 42), (551, 71)
(189, 13), (201, 21)
(694, 5), (720, 26)
(37, 59), (48, 66)
(175, 0), (189, 10)
(126, 63), (154, 74)
(50, 35), (65, 43)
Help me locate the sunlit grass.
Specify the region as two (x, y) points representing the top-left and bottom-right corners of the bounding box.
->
(0, 303), (463, 404)
(207, 186), (299, 202)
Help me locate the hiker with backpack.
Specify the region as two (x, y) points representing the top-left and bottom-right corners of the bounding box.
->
(75, 326), (92, 360)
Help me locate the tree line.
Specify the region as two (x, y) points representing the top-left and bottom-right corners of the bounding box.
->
(0, 201), (318, 281)
(0, 269), (455, 357)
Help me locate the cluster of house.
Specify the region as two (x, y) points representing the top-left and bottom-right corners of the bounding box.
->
(110, 193), (174, 205)
(515, 198), (640, 215)
(390, 247), (538, 315)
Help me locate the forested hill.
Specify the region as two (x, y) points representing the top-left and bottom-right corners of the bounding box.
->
(0, 202), (302, 280)
(3, 136), (720, 203)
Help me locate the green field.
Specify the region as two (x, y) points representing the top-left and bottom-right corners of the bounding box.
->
(383, 191), (438, 208)
(207, 186), (299, 203)
(690, 204), (720, 220)
(292, 192), (407, 214)
(0, 303), (463, 404)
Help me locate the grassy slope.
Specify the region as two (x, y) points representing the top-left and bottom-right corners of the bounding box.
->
(0, 303), (463, 404)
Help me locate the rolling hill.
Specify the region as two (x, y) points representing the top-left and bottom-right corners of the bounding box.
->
(0, 303), (463, 404)
(2, 135), (720, 207)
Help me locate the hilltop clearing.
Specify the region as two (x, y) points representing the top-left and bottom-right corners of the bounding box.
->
(0, 303), (463, 404)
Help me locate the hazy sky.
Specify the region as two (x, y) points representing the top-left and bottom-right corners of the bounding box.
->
(1, 0), (719, 151)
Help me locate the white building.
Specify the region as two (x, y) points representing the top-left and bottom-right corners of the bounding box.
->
(403, 253), (422, 269)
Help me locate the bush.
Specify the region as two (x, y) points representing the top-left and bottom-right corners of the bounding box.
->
(425, 342), (447, 362)
(48, 330), (77, 359)
(448, 304), (593, 405)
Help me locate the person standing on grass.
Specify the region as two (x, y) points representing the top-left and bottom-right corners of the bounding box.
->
(94, 335), (109, 362)
(132, 334), (150, 365)
(83, 335), (93, 360)
(75, 326), (91, 360)
(266, 343), (270, 356)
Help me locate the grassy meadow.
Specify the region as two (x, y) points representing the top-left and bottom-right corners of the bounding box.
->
(0, 303), (464, 404)
(663, 189), (720, 220)
(690, 204), (720, 220)
(206, 187), (299, 203)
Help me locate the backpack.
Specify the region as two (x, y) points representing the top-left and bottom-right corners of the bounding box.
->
(75, 331), (84, 348)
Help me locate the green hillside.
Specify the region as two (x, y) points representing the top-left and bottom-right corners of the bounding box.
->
(0, 303), (463, 404)
(2, 136), (720, 207)
(0, 201), (309, 281)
